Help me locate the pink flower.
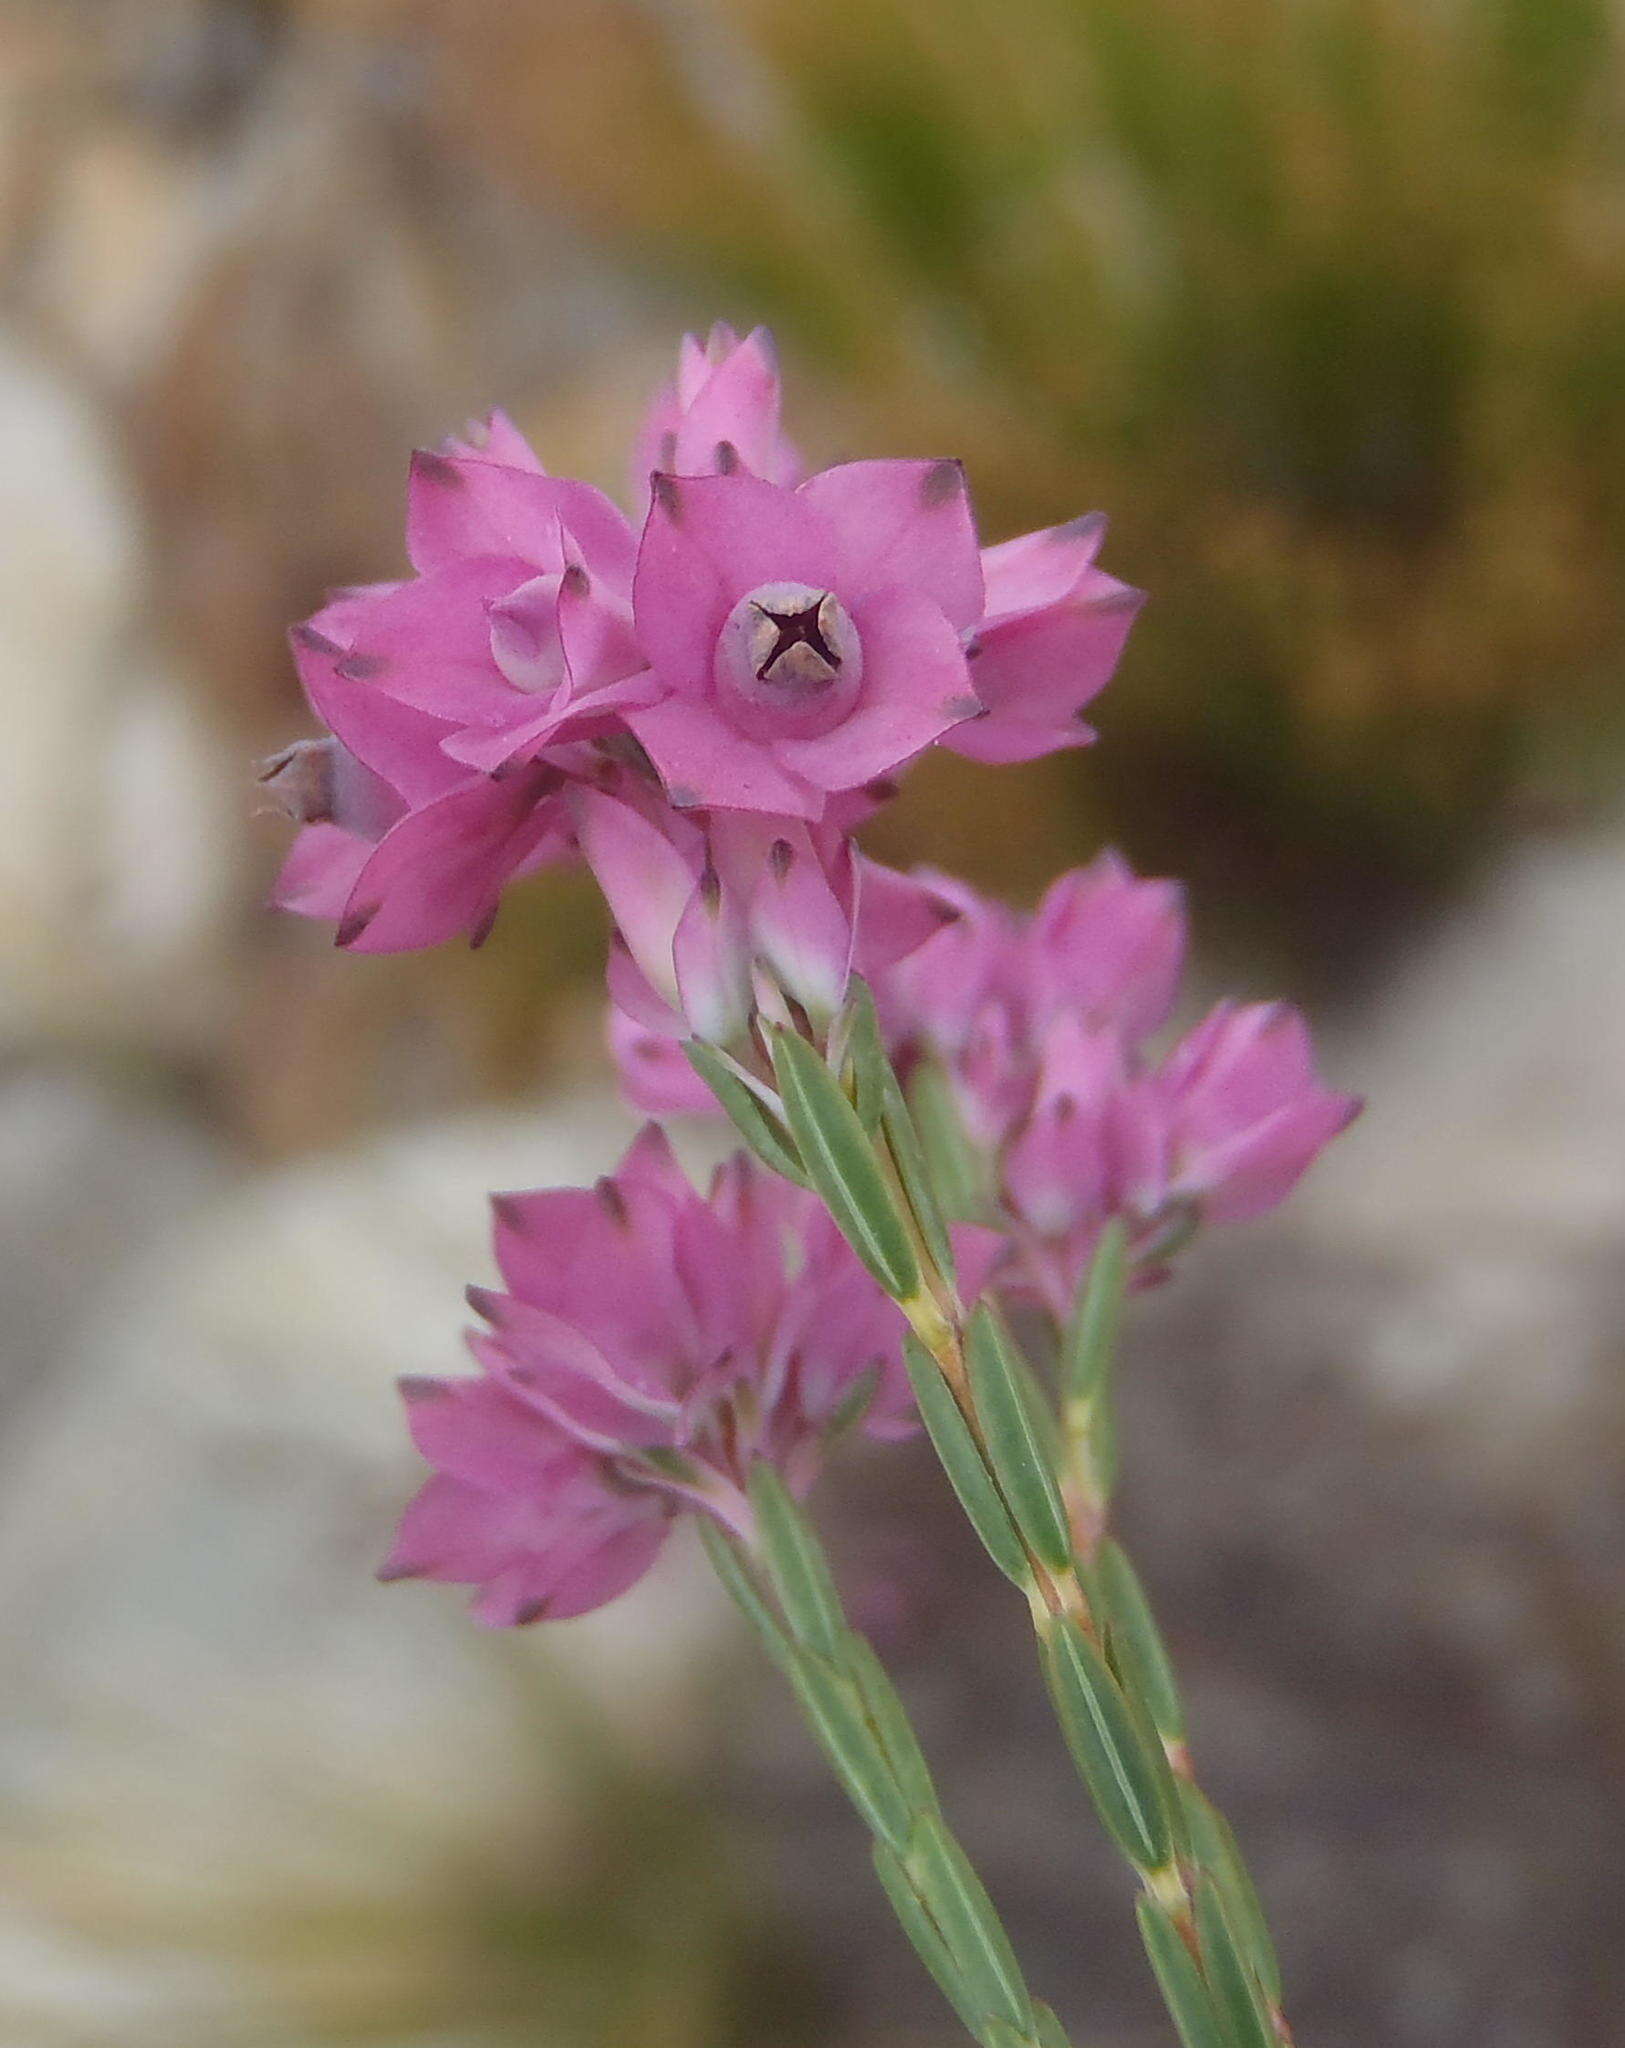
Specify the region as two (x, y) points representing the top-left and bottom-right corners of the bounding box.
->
(950, 516), (1144, 765)
(381, 1126), (933, 1625)
(625, 461), (987, 818)
(1001, 1017), (1127, 1318)
(877, 852), (1185, 1147)
(581, 787), (962, 1109)
(1111, 1001), (1362, 1227)
(631, 323), (802, 498)
(263, 621), (576, 951)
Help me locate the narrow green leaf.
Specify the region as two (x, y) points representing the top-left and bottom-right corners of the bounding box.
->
(824, 1364), (880, 1446)
(1136, 1895), (1231, 2048)
(696, 1519), (793, 1673)
(784, 1649), (915, 1851)
(873, 1841), (989, 2043)
(905, 1337), (1031, 1588)
(837, 1630), (938, 1818)
(879, 1066), (956, 1277)
(771, 1026), (920, 1299)
(966, 1306), (1073, 1573)
(1042, 1616), (1173, 1872)
(1063, 1218), (1129, 1403)
(747, 1463), (843, 1659)
(1179, 1787), (1282, 2006)
(683, 1041), (806, 1185)
(907, 1059), (992, 1222)
(982, 2022), (1037, 2048)
(1194, 1878), (1278, 2048)
(837, 976), (888, 1132)
(1031, 2000), (1072, 2048)
(1095, 1538), (1186, 1742)
(905, 1815), (1034, 2038)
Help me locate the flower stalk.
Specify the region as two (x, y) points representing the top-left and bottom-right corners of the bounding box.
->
(700, 1476), (1073, 2048)
(695, 988), (1297, 2048)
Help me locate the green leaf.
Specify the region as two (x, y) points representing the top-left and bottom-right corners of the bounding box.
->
(770, 1026), (920, 1299)
(905, 1337), (1031, 1589)
(872, 1841), (989, 2043)
(696, 1519), (793, 1673)
(904, 1814), (1034, 2038)
(1042, 1615), (1173, 1872)
(1136, 1895), (1231, 2048)
(1063, 1218), (1128, 1403)
(837, 1630), (938, 1819)
(784, 1648), (915, 1851)
(1031, 2000), (1073, 2048)
(683, 1041), (805, 1185)
(747, 1463), (843, 1659)
(837, 976), (888, 1132)
(1179, 1786), (1282, 2006)
(1193, 1877), (1278, 2048)
(907, 1059), (993, 1222)
(966, 1307), (1073, 1573)
(824, 1364), (881, 1446)
(1095, 1538), (1186, 1742)
(879, 1065), (956, 1277)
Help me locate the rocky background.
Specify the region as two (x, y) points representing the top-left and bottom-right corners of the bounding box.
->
(0, 5), (1621, 2044)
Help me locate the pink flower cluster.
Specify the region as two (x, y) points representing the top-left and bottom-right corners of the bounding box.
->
(262, 324), (1140, 960)
(872, 854), (1362, 1314)
(265, 321), (1360, 1626)
(381, 1126), (986, 1625)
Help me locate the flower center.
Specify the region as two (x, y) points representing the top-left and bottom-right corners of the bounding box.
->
(715, 581), (863, 739)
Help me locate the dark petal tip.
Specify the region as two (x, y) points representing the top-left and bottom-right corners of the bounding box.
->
(650, 472), (682, 518)
(412, 449), (464, 488)
(291, 623), (344, 656)
(921, 457), (966, 507)
(334, 904), (379, 948)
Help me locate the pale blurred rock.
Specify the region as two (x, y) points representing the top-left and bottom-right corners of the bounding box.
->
(0, 1096), (738, 2048)
(0, 331), (240, 1051)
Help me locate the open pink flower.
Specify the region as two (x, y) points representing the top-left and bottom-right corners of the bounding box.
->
(381, 1127), (940, 1625)
(631, 323), (802, 498)
(626, 461), (987, 818)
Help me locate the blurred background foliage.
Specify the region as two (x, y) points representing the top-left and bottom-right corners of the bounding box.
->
(1, 5), (1623, 2045)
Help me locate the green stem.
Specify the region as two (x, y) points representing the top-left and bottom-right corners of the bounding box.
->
(698, 1484), (1072, 2048)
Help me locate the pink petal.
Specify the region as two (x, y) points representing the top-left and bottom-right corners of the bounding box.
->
(574, 788), (703, 1004)
(407, 454), (635, 590)
(947, 572), (1142, 765)
(290, 625), (463, 806)
(312, 557), (535, 728)
(798, 459), (984, 628)
(980, 516), (1107, 620)
(270, 823), (374, 920)
(608, 1005), (716, 1115)
(626, 696), (823, 817)
(336, 771), (569, 953)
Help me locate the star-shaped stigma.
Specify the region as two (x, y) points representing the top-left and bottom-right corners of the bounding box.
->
(753, 597), (842, 681)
